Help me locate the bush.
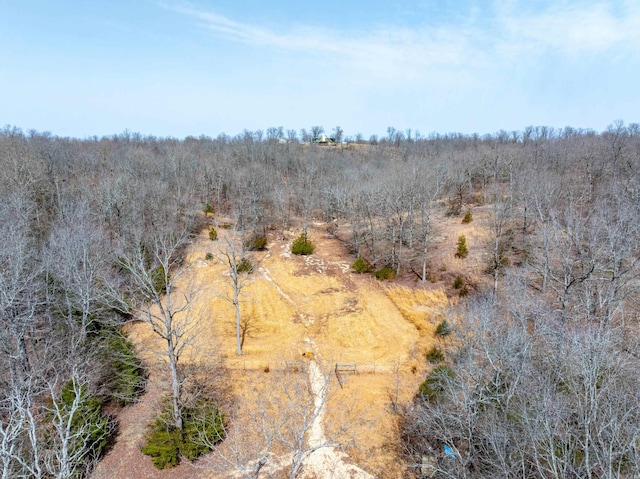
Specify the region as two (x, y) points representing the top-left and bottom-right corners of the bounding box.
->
(51, 379), (111, 467)
(419, 365), (455, 400)
(181, 403), (225, 461)
(105, 332), (146, 406)
(237, 257), (253, 274)
(453, 275), (469, 296)
(203, 203), (214, 215)
(425, 346), (445, 363)
(455, 234), (469, 259)
(205, 252), (214, 261)
(435, 319), (452, 338)
(245, 235), (267, 251)
(461, 210), (473, 224)
(351, 256), (372, 274)
(141, 420), (181, 469)
(208, 228), (218, 241)
(291, 234), (314, 255)
(142, 401), (225, 469)
(374, 265), (395, 280)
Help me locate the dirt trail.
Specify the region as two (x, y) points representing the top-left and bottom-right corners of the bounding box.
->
(304, 358), (374, 479)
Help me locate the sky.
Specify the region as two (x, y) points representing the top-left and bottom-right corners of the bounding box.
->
(1, 0), (639, 139)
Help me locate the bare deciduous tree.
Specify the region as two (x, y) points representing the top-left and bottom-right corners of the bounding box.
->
(114, 229), (199, 430)
(214, 227), (254, 356)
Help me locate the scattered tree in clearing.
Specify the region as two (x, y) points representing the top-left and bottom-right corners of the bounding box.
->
(455, 234), (469, 259)
(291, 233), (315, 255)
(215, 228), (254, 356)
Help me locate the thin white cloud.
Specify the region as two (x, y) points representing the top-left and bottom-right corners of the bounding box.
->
(164, 2), (482, 82)
(493, 1), (640, 57)
(163, 1), (640, 84)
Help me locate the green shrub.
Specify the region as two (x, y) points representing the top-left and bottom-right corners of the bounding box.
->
(237, 257), (253, 274)
(374, 265), (395, 280)
(291, 234), (315, 255)
(205, 252), (214, 261)
(435, 319), (451, 338)
(245, 235), (267, 251)
(425, 346), (445, 364)
(351, 256), (372, 274)
(142, 401), (225, 469)
(419, 365), (455, 400)
(181, 403), (225, 461)
(51, 379), (111, 467)
(208, 228), (218, 241)
(105, 332), (146, 406)
(461, 210), (473, 224)
(203, 203), (214, 214)
(141, 420), (181, 469)
(452, 275), (469, 296)
(455, 234), (469, 259)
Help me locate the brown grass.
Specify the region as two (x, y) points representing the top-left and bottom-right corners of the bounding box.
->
(103, 221), (467, 479)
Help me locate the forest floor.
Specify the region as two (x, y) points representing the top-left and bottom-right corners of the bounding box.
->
(92, 208), (490, 479)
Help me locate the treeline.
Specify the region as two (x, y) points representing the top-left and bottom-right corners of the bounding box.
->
(1, 121), (640, 477)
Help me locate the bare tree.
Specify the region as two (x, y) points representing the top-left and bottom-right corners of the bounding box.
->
(214, 227), (254, 356)
(412, 160), (443, 282)
(310, 126), (324, 141)
(332, 126), (344, 144)
(114, 229), (199, 430)
(43, 370), (112, 479)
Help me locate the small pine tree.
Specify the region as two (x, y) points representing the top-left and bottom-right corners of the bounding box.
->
(245, 235), (267, 251)
(425, 346), (445, 363)
(455, 234), (469, 259)
(237, 257), (253, 274)
(418, 365), (455, 400)
(461, 210), (473, 224)
(374, 265), (395, 280)
(208, 228), (218, 241)
(142, 400), (224, 469)
(351, 256), (371, 274)
(435, 319), (451, 338)
(291, 234), (315, 255)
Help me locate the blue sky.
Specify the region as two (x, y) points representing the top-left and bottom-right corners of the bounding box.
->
(1, 0), (639, 139)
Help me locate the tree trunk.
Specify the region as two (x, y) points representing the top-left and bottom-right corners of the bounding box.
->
(167, 335), (183, 430)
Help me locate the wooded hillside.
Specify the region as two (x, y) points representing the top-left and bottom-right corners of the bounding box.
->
(1, 122), (640, 478)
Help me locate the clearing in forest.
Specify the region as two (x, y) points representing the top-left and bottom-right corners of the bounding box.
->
(95, 220), (458, 479)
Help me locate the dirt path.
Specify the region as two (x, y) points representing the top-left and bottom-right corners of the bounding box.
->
(303, 359), (374, 479)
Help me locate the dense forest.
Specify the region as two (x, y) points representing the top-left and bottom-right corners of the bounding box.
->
(1, 121), (640, 478)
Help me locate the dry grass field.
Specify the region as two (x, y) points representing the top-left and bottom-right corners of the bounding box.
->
(94, 210), (489, 479)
